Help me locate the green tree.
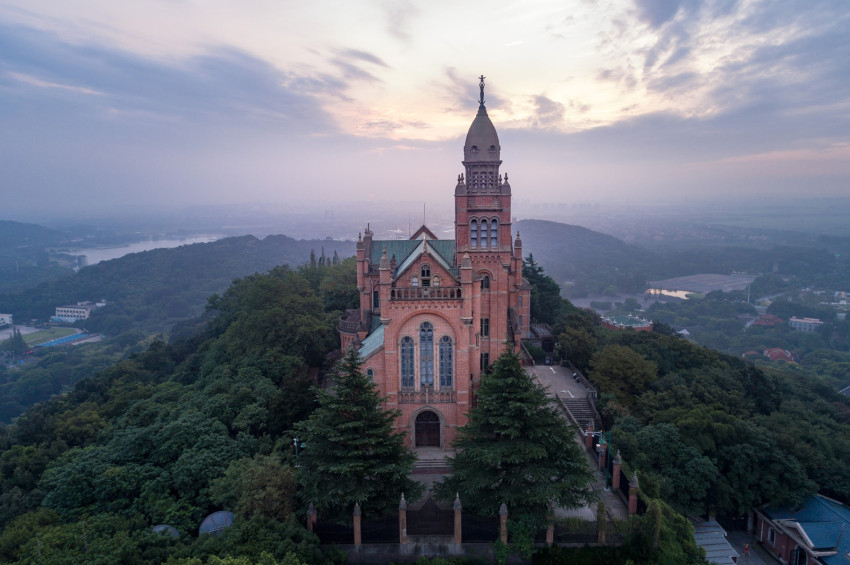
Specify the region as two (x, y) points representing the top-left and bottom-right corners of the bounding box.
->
(294, 348), (421, 521)
(523, 254), (564, 325)
(210, 455), (297, 521)
(557, 327), (597, 372)
(435, 352), (593, 525)
(589, 345), (658, 408)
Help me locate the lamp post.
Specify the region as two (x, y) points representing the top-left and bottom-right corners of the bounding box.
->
(293, 437), (301, 467)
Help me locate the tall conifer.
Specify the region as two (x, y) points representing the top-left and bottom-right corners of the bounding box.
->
(295, 348), (421, 521)
(436, 352), (593, 524)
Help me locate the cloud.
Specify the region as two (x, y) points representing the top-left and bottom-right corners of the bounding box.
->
(382, 0), (420, 42)
(633, 0), (683, 28)
(531, 95), (565, 128)
(0, 21), (340, 132)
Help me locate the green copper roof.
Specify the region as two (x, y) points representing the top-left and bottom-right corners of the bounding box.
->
(358, 324), (384, 361)
(370, 238), (456, 277)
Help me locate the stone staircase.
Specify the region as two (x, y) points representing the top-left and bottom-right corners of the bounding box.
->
(412, 448), (452, 474)
(562, 397), (597, 432)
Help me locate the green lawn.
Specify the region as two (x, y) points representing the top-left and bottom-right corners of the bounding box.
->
(24, 327), (78, 346)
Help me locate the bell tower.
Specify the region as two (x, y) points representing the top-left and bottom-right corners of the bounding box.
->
(455, 75), (512, 255)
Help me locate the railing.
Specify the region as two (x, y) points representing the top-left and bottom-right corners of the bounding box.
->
(390, 287), (462, 301)
(398, 389), (456, 403)
(338, 317), (361, 333)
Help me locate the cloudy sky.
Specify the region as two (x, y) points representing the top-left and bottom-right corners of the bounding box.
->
(2, 0), (849, 221)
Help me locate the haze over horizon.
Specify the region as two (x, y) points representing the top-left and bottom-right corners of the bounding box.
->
(2, 0), (849, 223)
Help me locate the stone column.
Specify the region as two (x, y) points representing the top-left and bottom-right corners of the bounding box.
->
(453, 493), (463, 545)
(612, 454), (622, 490)
(399, 494), (408, 544)
(353, 503), (362, 546)
(499, 503), (508, 545)
(306, 503), (317, 533)
(599, 443), (608, 473)
(597, 501), (607, 544)
(628, 473), (640, 516)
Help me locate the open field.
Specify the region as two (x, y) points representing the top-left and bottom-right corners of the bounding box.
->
(23, 327), (79, 346)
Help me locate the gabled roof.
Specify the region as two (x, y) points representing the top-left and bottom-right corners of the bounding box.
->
(411, 224), (438, 240)
(370, 239), (457, 277)
(761, 495), (850, 564)
(395, 238), (455, 279)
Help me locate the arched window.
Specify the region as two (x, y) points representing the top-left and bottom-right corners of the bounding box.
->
(432, 275), (441, 287)
(490, 219), (498, 247)
(470, 219), (478, 248)
(482, 275), (490, 290)
(480, 219), (488, 248)
(439, 336), (453, 388)
(400, 337), (414, 388)
(366, 368), (374, 382)
(411, 276), (419, 287)
(419, 322), (434, 386)
(372, 290), (379, 309)
(421, 265), (431, 287)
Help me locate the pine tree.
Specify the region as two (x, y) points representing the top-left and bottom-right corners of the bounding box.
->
(295, 348), (421, 521)
(435, 352), (593, 524)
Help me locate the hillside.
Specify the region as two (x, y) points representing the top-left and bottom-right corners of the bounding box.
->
(517, 219), (664, 296)
(0, 234), (355, 333)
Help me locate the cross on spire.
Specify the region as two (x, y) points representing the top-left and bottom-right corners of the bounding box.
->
(478, 75), (486, 107)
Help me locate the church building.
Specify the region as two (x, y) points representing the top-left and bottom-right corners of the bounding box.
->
(338, 78), (531, 449)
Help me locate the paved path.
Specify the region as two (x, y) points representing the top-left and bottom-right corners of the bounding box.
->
(527, 363), (630, 521)
(726, 531), (780, 564)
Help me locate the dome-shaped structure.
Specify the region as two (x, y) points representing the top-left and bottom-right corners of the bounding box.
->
(464, 107), (500, 163)
(463, 77), (500, 163)
(150, 524), (180, 538)
(199, 510), (234, 536)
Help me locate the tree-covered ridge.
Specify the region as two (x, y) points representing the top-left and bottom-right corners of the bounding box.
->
(0, 234), (355, 334)
(0, 236), (356, 424)
(0, 264), (355, 564)
(518, 257), (850, 519)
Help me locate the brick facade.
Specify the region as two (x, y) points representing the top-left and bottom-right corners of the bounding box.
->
(338, 80), (531, 448)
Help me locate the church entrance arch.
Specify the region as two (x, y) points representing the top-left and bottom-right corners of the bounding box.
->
(414, 410), (441, 447)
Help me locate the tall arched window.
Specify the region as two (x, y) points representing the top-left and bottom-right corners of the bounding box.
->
(400, 337), (414, 388)
(490, 219), (498, 247)
(480, 219), (488, 248)
(421, 265), (431, 287)
(366, 368), (374, 382)
(419, 322), (434, 386)
(439, 336), (453, 388)
(411, 276), (419, 287)
(470, 219), (478, 248)
(482, 275), (490, 290)
(373, 290), (379, 309)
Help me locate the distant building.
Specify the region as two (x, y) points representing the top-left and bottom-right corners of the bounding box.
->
(601, 314), (652, 332)
(764, 348), (797, 363)
(53, 301), (105, 323)
(0, 313), (12, 326)
(755, 494), (850, 565)
(839, 385), (850, 397)
(788, 317), (824, 332)
(752, 314), (784, 327)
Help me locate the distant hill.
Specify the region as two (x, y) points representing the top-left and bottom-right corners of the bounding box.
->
(0, 220), (65, 249)
(0, 234), (355, 333)
(517, 219), (664, 297)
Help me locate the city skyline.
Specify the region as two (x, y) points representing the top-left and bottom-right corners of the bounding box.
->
(2, 0), (848, 221)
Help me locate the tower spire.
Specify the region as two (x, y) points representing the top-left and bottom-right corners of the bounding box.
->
(478, 75), (486, 110)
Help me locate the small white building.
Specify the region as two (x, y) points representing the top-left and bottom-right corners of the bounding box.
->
(53, 301), (104, 323)
(0, 313), (12, 327)
(788, 317), (823, 333)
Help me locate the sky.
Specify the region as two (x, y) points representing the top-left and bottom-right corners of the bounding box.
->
(2, 0), (849, 222)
